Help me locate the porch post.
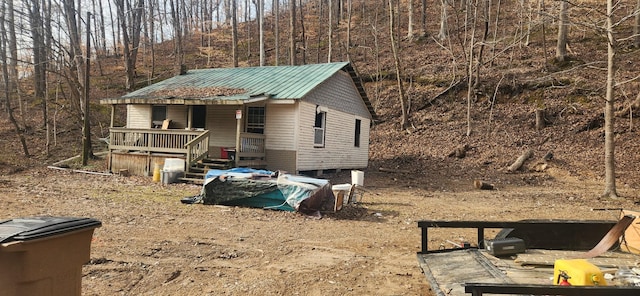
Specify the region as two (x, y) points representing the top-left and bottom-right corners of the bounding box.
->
(110, 105), (115, 128)
(187, 106), (193, 129)
(235, 109), (242, 168)
(108, 105), (115, 172)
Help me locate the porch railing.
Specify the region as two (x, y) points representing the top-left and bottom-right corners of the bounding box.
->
(109, 128), (266, 172)
(185, 130), (211, 171)
(238, 132), (266, 158)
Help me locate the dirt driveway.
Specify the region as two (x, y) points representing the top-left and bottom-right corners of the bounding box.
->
(0, 167), (635, 295)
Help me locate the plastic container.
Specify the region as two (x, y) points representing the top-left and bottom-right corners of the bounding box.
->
(0, 216), (102, 296)
(553, 259), (607, 286)
(351, 170), (364, 186)
(163, 158), (185, 172)
(152, 163), (161, 182)
(161, 158), (185, 184)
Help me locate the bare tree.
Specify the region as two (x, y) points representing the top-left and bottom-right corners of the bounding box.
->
(257, 0), (265, 66)
(465, 0), (479, 136)
(328, 0), (333, 62)
(408, 0), (414, 38)
(635, 0), (640, 48)
(299, 0), (307, 64)
(6, 0), (22, 117)
(169, 0), (185, 73)
(25, 0), (47, 129)
(0, 2), (30, 157)
(232, 0), (238, 67)
(114, 0), (145, 90)
(602, 0), (618, 198)
(438, 0), (449, 41)
(388, 0), (409, 130)
(274, 0), (279, 65)
(556, 0), (568, 62)
(290, 0), (297, 65)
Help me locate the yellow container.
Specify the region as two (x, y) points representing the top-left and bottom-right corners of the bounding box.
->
(553, 259), (607, 286)
(152, 163), (161, 182)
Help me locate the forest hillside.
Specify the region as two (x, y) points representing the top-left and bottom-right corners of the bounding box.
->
(1, 0), (640, 199)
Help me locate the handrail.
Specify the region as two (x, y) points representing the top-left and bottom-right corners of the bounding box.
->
(185, 130), (210, 172)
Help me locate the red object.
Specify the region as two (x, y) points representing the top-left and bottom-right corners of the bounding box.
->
(557, 271), (572, 286)
(220, 147), (229, 159)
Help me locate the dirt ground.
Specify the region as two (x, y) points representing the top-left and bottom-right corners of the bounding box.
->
(0, 162), (637, 296)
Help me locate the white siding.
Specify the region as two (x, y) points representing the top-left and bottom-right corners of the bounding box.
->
(304, 71), (372, 120)
(127, 105), (151, 128)
(296, 101), (370, 171)
(207, 105), (240, 147)
(264, 103), (297, 150)
(167, 105), (188, 129)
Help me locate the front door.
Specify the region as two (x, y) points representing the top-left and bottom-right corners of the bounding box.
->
(192, 105), (206, 129)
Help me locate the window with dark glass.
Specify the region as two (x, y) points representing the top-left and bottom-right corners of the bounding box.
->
(151, 105), (167, 128)
(354, 119), (361, 147)
(246, 106), (265, 134)
(314, 111), (326, 147)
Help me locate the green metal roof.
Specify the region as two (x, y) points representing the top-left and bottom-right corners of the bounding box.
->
(102, 62), (377, 120)
(123, 62), (351, 100)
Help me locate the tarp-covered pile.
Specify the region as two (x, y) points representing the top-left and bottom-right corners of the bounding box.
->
(196, 168), (336, 215)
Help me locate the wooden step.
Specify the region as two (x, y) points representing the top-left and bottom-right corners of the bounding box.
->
(178, 177), (204, 185)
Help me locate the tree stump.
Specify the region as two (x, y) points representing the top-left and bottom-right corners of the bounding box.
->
(474, 180), (495, 190)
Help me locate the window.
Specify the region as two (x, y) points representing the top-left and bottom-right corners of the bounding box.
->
(151, 105), (167, 128)
(246, 106), (265, 134)
(354, 119), (361, 147)
(314, 110), (326, 147)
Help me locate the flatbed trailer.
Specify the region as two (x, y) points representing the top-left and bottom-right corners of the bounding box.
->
(416, 219), (640, 295)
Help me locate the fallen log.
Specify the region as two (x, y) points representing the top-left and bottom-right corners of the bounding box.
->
(507, 149), (533, 172)
(474, 180), (495, 190)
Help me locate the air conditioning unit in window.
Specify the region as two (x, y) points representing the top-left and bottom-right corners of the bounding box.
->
(314, 127), (325, 147)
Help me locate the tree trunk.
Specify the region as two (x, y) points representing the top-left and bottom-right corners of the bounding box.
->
(438, 0), (448, 41)
(82, 11), (93, 166)
(466, 0), (479, 136)
(0, 2), (30, 157)
(345, 0), (352, 61)
(634, 0), (640, 48)
(6, 0), (22, 117)
(556, 0), (568, 62)
(169, 0), (184, 74)
(232, 0), (238, 67)
(474, 180), (495, 190)
(290, 0), (297, 65)
(26, 0), (47, 129)
(602, 0), (618, 198)
(274, 0), (279, 65)
(259, 0), (265, 66)
(408, 0), (414, 39)
(299, 0), (307, 64)
(421, 0), (427, 35)
(328, 0), (333, 62)
(388, 0), (409, 130)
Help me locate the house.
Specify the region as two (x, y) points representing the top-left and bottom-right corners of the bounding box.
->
(100, 62), (377, 178)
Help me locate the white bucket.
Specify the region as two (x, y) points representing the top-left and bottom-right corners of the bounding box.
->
(351, 170), (364, 186)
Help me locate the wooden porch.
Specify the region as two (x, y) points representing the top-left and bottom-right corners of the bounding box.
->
(107, 128), (266, 178)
